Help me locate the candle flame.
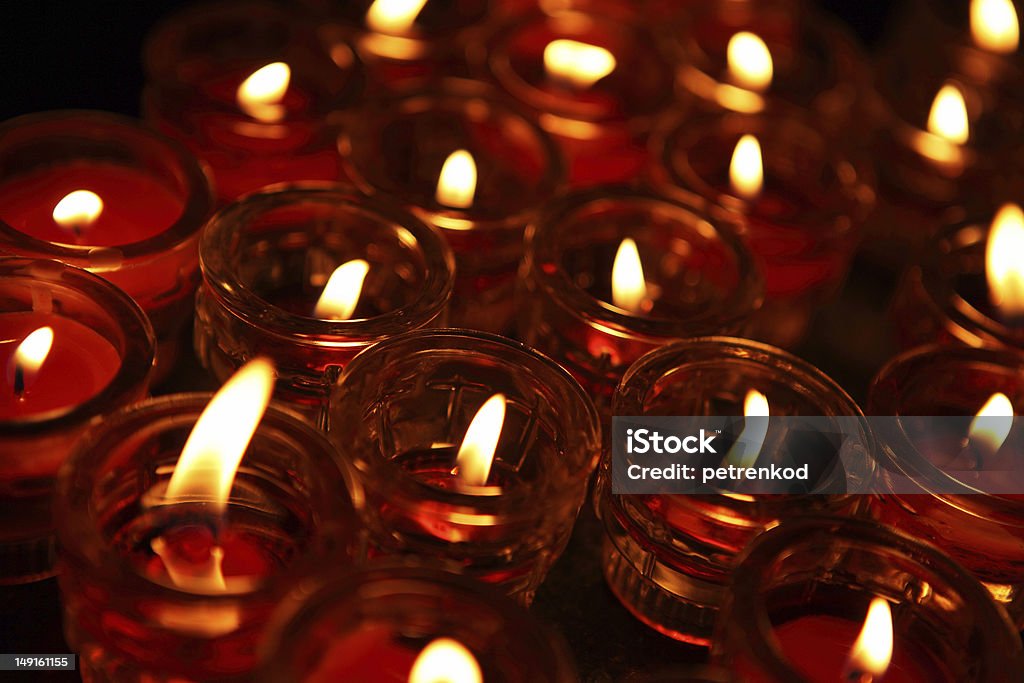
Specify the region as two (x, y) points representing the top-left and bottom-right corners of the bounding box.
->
(846, 598), (893, 681)
(164, 358), (275, 511)
(927, 84), (970, 145)
(727, 31), (773, 92)
(722, 389), (770, 469)
(972, 0), (1019, 53)
(453, 394), (506, 487)
(236, 62), (291, 123)
(52, 190), (103, 234)
(986, 203), (1024, 319)
(365, 0), (428, 34)
(968, 392), (1014, 455)
(543, 39), (617, 89)
(313, 259), (371, 320)
(611, 238), (647, 314)
(435, 150), (477, 209)
(10, 326), (54, 395)
(730, 134), (763, 200)
(408, 638), (483, 683)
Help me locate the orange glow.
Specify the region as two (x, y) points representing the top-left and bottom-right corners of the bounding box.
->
(730, 134), (763, 200)
(611, 238), (647, 313)
(435, 150), (477, 209)
(543, 39), (617, 89)
(365, 0), (428, 34)
(236, 62), (291, 123)
(727, 31), (773, 92)
(971, 0), (1019, 53)
(453, 394), (506, 487)
(846, 598), (894, 680)
(968, 392), (1014, 454)
(927, 84), (970, 145)
(52, 190), (103, 234)
(986, 203), (1024, 319)
(164, 358), (275, 511)
(313, 260), (371, 320)
(408, 638), (483, 683)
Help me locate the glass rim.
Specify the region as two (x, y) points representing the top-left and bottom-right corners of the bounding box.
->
(0, 109), (214, 260)
(0, 257), (156, 433)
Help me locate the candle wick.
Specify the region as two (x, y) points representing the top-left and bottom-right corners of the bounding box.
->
(844, 669), (874, 683)
(13, 364), (25, 399)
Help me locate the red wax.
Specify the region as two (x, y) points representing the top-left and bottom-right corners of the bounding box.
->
(138, 524), (281, 587)
(0, 162), (183, 246)
(0, 311), (120, 419)
(772, 615), (950, 683)
(305, 625), (419, 683)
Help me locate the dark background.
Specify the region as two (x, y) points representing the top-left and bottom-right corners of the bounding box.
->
(0, 1), (895, 121)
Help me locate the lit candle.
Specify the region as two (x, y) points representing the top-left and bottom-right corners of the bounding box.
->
(985, 203), (1024, 324)
(0, 111), (213, 381)
(55, 358), (362, 680)
(143, 2), (364, 203)
(0, 258), (154, 584)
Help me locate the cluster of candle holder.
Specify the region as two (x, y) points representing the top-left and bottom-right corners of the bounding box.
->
(3, 0), (1024, 680)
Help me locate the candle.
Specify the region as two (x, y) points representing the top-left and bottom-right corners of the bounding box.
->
(868, 344), (1024, 627)
(338, 78), (564, 333)
(664, 1), (873, 135)
(194, 185), (454, 419)
(649, 111), (875, 348)
(54, 359), (362, 681)
(326, 330), (600, 603)
(313, 0), (491, 91)
(518, 185), (764, 413)
(471, 7), (675, 186)
(892, 203), (1024, 351)
(713, 516), (1021, 681)
(257, 565), (577, 682)
(596, 337), (872, 645)
(0, 111), (213, 382)
(0, 257), (155, 585)
(142, 1), (364, 203)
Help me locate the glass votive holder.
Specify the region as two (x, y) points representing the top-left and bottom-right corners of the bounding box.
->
(143, 0), (365, 204)
(597, 337), (873, 646)
(714, 516), (1024, 682)
(0, 110), (213, 381)
(325, 329), (600, 604)
(194, 184), (454, 419)
(650, 111), (875, 348)
(891, 208), (1024, 351)
(518, 185), (763, 413)
(868, 343), (1024, 627)
(309, 0), (492, 91)
(54, 393), (362, 682)
(0, 258), (155, 585)
(337, 78), (564, 334)
(257, 564), (576, 682)
(471, 6), (677, 186)
(663, 0), (873, 136)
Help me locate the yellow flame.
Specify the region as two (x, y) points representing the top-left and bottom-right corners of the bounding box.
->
(13, 326), (54, 376)
(543, 39), (617, 89)
(727, 32), (773, 92)
(972, 0), (1019, 53)
(968, 392), (1014, 454)
(408, 638), (483, 683)
(927, 84), (970, 145)
(164, 358), (275, 511)
(611, 238), (647, 314)
(236, 62), (291, 123)
(986, 203), (1024, 319)
(52, 190), (103, 233)
(847, 598), (893, 680)
(722, 389), (770, 469)
(365, 0), (428, 34)
(730, 134), (763, 200)
(453, 394), (506, 487)
(435, 150), (477, 209)
(313, 259), (371, 320)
